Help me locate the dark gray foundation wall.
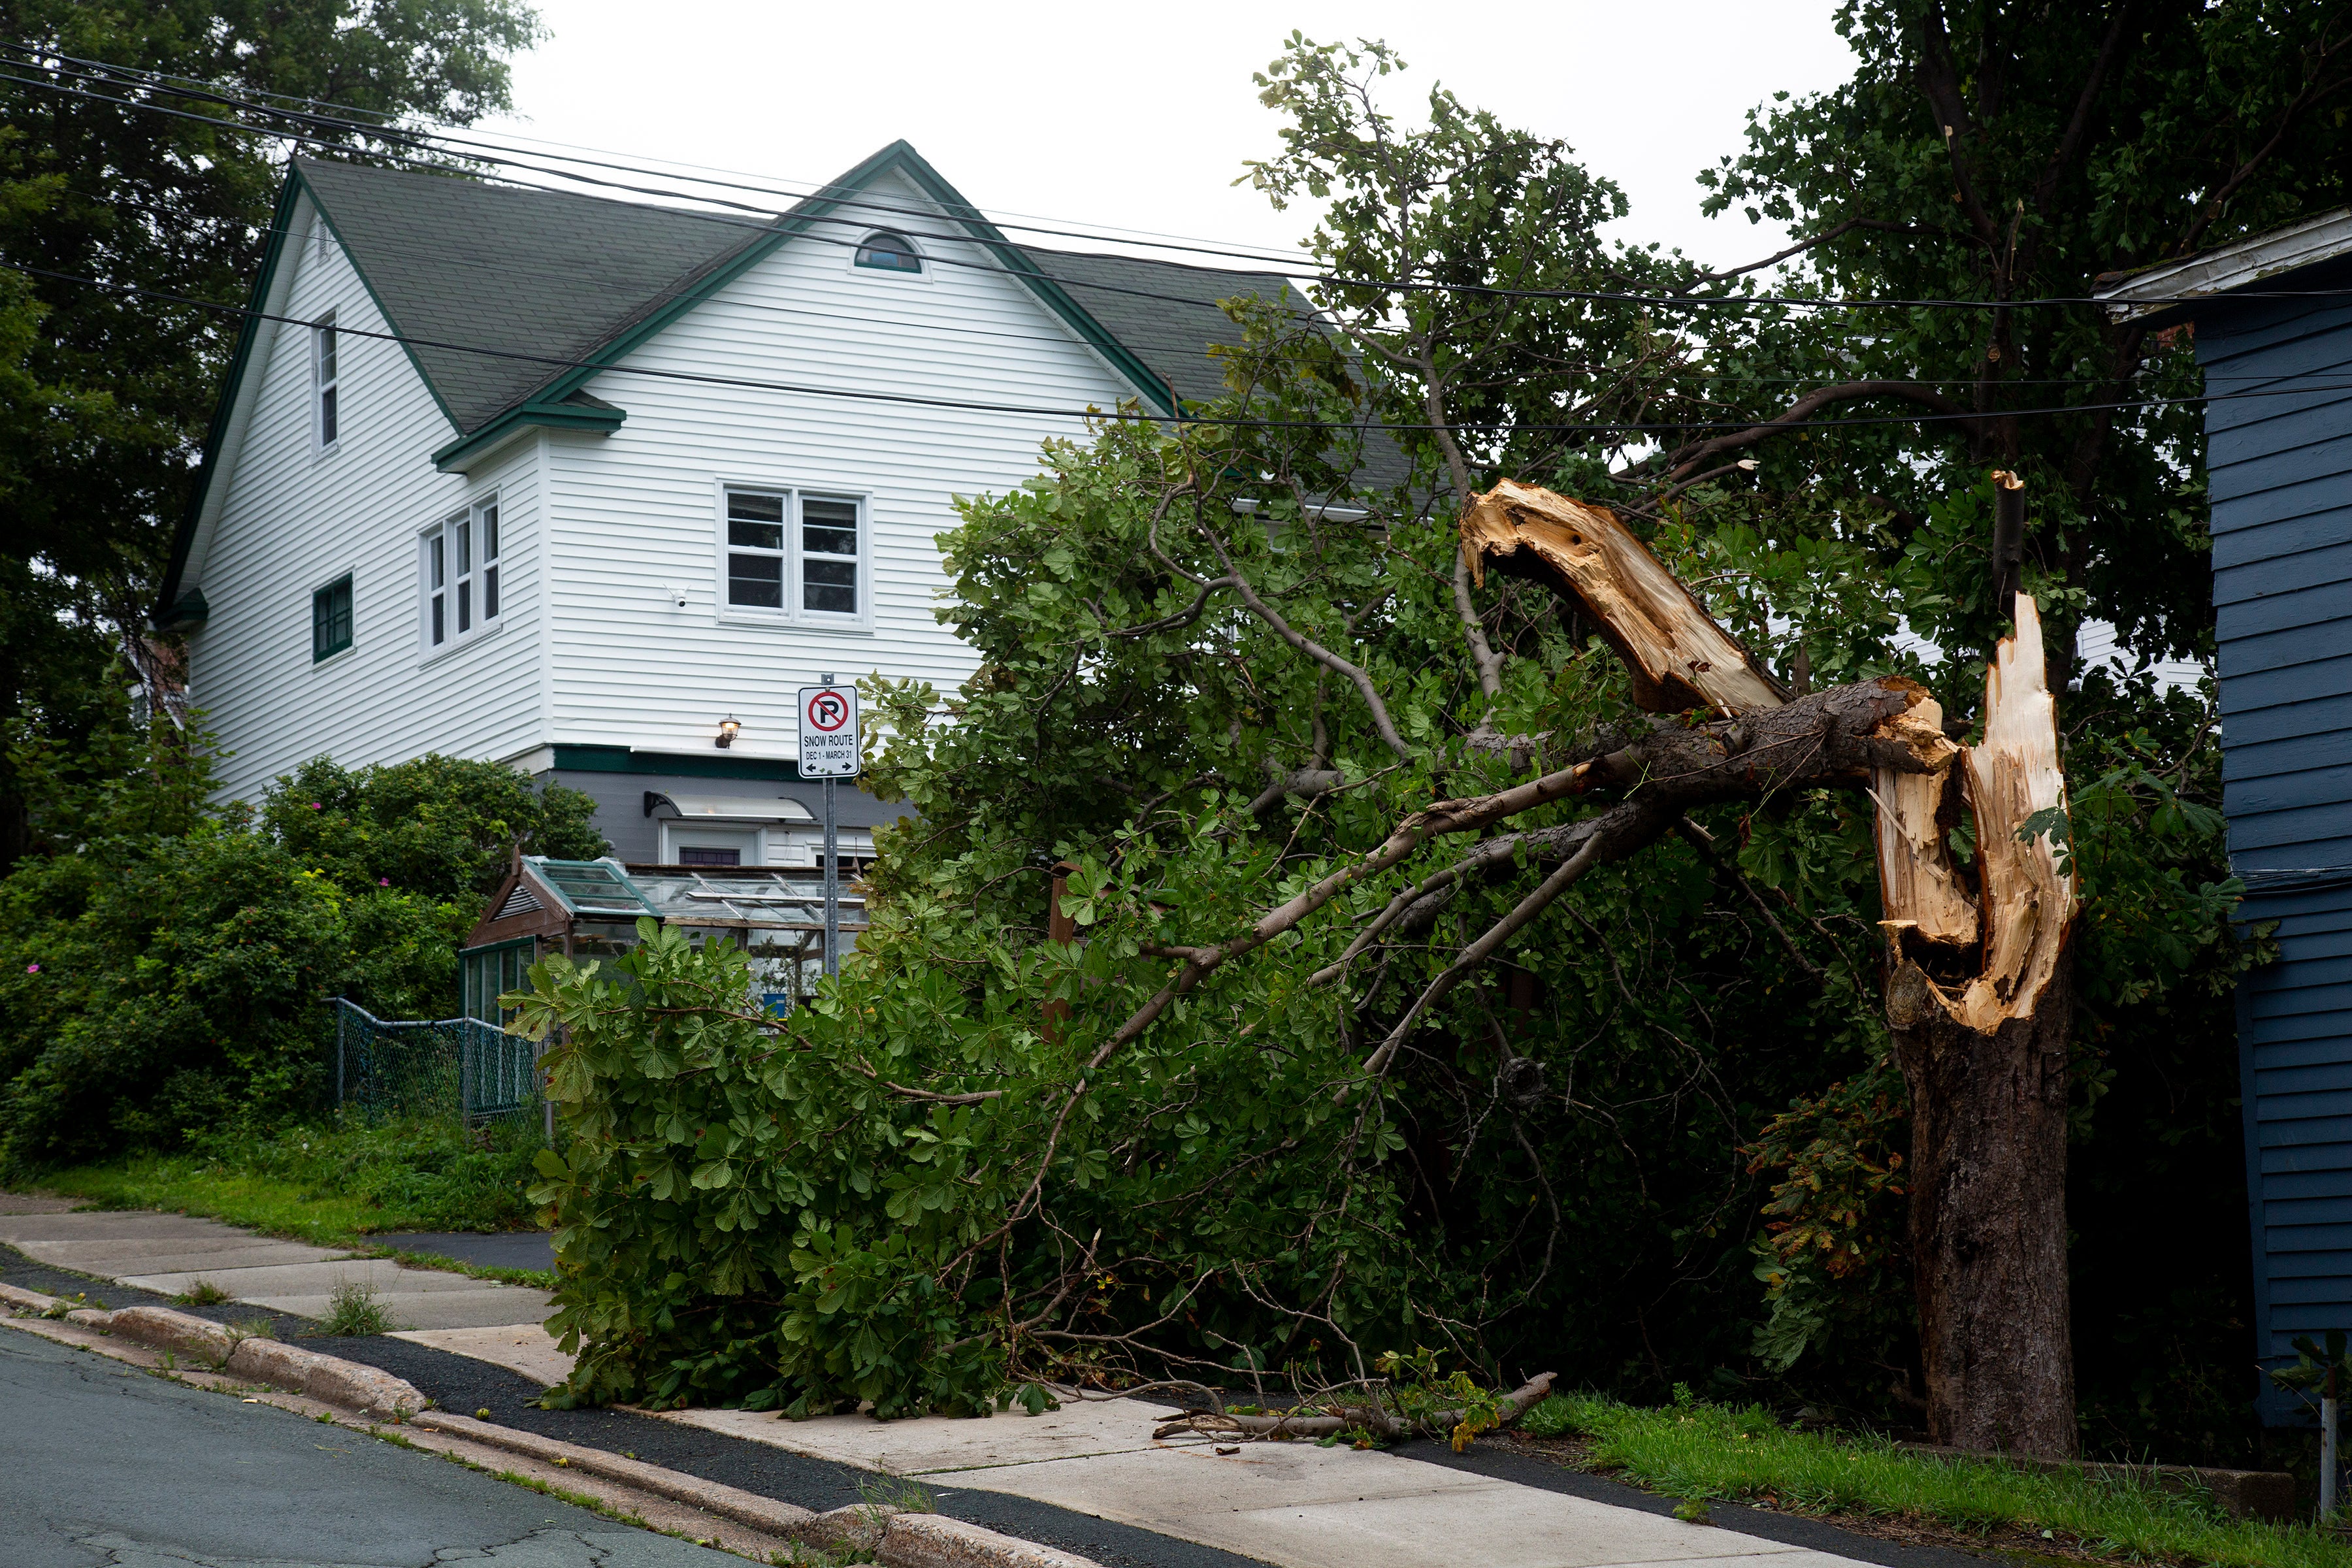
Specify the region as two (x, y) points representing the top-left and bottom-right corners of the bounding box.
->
(531, 745), (913, 864)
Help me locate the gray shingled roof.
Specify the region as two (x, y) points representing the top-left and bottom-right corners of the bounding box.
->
(297, 158), (761, 432)
(298, 156), (1416, 493)
(1031, 253), (1416, 489)
(1025, 252), (1305, 405)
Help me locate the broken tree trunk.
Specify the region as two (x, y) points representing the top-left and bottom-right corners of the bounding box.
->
(1459, 486), (2079, 1458)
(1884, 594), (2077, 1458)
(1460, 480), (1789, 713)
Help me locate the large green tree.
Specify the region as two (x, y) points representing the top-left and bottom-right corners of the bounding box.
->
(0, 0), (542, 866)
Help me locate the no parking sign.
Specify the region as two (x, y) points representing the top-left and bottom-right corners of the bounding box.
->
(797, 685), (861, 778)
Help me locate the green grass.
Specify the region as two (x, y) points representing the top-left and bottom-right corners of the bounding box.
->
(30, 1117), (553, 1286)
(1524, 1392), (2349, 1568)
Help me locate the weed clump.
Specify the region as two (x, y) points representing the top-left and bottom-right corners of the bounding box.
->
(320, 1281), (394, 1336)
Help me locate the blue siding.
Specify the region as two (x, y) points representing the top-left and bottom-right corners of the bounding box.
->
(2203, 285), (2352, 1423)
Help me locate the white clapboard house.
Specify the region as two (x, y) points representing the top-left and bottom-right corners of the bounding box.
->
(156, 141), (1319, 869)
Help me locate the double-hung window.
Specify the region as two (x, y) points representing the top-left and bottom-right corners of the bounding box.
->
(421, 497), (501, 651)
(312, 312), (339, 449)
(723, 488), (864, 622)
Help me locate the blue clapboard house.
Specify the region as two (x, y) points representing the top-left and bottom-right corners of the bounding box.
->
(2100, 210), (2352, 1421)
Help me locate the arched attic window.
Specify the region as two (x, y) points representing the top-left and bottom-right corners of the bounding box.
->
(853, 230), (924, 274)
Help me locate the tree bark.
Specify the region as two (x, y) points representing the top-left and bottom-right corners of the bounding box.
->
(1887, 962), (2074, 1454)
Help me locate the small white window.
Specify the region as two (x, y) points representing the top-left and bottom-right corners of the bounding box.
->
(312, 312), (339, 449)
(722, 489), (864, 622)
(421, 497), (501, 651)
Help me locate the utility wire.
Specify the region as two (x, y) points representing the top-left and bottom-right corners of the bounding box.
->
(3, 44), (2340, 316)
(0, 38), (1316, 269)
(1, 259), (2306, 442)
(0, 63), (1338, 332)
(69, 183), (2283, 392)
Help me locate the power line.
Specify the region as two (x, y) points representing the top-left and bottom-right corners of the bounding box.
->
(76, 184), (2292, 393)
(0, 38), (1317, 270)
(0, 63), (1337, 333)
(0, 259), (2304, 445)
(0, 46), (1328, 283)
(6, 43), (2342, 317)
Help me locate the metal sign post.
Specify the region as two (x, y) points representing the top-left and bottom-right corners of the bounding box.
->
(798, 676), (861, 977)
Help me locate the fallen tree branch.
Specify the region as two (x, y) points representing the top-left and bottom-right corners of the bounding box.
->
(1460, 482), (1788, 713)
(1358, 821), (1631, 1082)
(1150, 1371), (1558, 1442)
(1675, 817), (1824, 985)
(1196, 512), (1415, 762)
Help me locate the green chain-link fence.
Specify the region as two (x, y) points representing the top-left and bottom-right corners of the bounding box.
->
(332, 999), (546, 1132)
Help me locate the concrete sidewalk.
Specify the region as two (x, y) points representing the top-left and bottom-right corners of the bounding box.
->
(667, 1397), (1876, 1568)
(1, 1193), (1891, 1568)
(0, 1192), (551, 1332)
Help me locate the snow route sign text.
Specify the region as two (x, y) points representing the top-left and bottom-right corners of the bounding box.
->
(798, 685), (861, 778)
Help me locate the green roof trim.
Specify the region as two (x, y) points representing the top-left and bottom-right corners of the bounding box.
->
(497, 140), (1181, 422)
(433, 390), (627, 472)
(155, 163), (471, 617)
(546, 744), (805, 783)
(302, 164), (466, 436)
(154, 174), (301, 618)
(154, 587), (209, 632)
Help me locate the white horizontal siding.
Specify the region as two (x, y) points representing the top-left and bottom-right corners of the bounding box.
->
(188, 204), (547, 804)
(544, 170), (1137, 758)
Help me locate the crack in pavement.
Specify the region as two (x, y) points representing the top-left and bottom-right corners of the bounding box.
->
(71, 1525), (656, 1568)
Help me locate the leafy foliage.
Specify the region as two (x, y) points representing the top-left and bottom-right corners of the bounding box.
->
(0, 730), (602, 1173)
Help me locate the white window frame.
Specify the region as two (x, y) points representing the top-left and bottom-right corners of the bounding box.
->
(715, 484), (871, 630)
(312, 310), (339, 453)
(659, 823), (768, 867)
(418, 494), (503, 657)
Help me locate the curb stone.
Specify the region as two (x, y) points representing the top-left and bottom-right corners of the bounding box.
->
(412, 1412), (1105, 1568)
(44, 1297), (431, 1418)
(6, 1281), (1107, 1568)
(410, 1411), (820, 1541)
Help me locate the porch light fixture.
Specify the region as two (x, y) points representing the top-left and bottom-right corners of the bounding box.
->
(715, 715), (742, 749)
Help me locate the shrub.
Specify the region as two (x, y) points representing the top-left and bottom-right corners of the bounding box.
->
(517, 909), (1424, 1420)
(0, 746), (604, 1174)
(259, 754), (605, 904)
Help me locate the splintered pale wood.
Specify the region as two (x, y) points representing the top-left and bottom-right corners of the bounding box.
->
(1870, 683), (1977, 951)
(1889, 595), (2074, 1031)
(1460, 480), (1788, 714)
(1954, 593), (2074, 1026)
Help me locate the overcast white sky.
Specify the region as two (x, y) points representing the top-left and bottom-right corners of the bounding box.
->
(478, 1), (1860, 272)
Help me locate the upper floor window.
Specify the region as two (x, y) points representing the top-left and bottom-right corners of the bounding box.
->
(421, 497), (500, 651)
(723, 488), (864, 621)
(312, 573), (353, 662)
(853, 231), (923, 274)
(312, 312), (339, 449)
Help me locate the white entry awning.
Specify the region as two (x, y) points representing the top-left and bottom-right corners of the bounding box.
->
(644, 791), (817, 823)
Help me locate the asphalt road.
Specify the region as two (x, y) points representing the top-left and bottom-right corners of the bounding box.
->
(0, 1330), (717, 1568)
